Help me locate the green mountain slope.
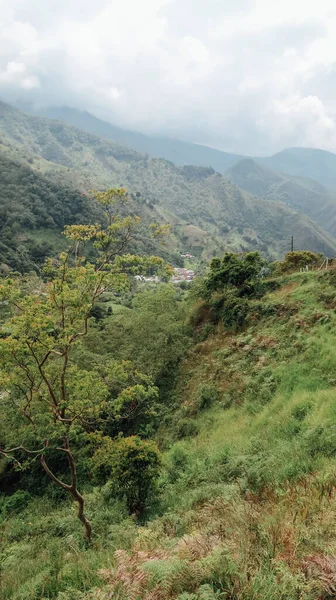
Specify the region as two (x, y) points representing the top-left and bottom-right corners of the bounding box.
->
(227, 158), (336, 237)
(18, 103), (245, 173)
(20, 104), (336, 193)
(3, 268), (336, 598)
(2, 101), (336, 258)
(0, 152), (97, 272)
(259, 147), (336, 189)
(0, 150), (186, 272)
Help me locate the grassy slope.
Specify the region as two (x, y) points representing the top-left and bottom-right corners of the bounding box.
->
(2, 101), (336, 259)
(3, 270), (336, 598)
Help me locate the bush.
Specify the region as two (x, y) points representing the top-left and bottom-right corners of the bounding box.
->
(210, 291), (249, 329)
(1, 490), (31, 516)
(176, 419), (200, 439)
(198, 385), (220, 411)
(92, 436), (162, 515)
(275, 251), (323, 274)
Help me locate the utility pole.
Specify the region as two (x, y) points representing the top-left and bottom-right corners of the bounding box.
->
(291, 236), (294, 252)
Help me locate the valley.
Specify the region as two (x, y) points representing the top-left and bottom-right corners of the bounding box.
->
(2, 100), (336, 600)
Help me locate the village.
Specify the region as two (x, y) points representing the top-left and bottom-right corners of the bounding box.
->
(134, 253), (196, 284)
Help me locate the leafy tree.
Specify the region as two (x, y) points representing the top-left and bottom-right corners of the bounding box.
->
(92, 435), (161, 515)
(204, 252), (265, 296)
(274, 251), (324, 274)
(192, 252), (266, 331)
(0, 189), (169, 540)
(86, 285), (190, 394)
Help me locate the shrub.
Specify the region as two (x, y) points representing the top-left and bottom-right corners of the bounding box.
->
(176, 419), (200, 439)
(1, 490), (31, 516)
(92, 436), (162, 515)
(198, 385), (220, 411)
(205, 252), (265, 295)
(275, 251), (323, 274)
(210, 291), (249, 329)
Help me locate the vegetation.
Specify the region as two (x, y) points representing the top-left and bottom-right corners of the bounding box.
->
(0, 188), (168, 541)
(3, 101), (336, 599)
(227, 158), (336, 238)
(0, 153), (97, 272)
(2, 101), (336, 259)
(1, 242), (336, 598)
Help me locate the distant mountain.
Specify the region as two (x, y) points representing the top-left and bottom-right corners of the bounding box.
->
(258, 147), (336, 190)
(227, 158), (336, 237)
(2, 100), (336, 259)
(17, 104), (246, 174)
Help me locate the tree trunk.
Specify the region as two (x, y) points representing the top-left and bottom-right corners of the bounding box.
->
(70, 486), (92, 541)
(40, 451), (92, 542)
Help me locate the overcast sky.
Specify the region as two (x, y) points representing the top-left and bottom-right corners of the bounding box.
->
(2, 0), (336, 155)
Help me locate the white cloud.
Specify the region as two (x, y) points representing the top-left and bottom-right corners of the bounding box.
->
(2, 0), (336, 153)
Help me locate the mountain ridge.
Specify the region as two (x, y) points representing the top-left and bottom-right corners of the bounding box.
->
(17, 102), (336, 191)
(227, 158), (336, 237)
(2, 100), (336, 259)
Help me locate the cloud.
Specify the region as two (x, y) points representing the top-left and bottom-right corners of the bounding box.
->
(1, 0), (336, 154)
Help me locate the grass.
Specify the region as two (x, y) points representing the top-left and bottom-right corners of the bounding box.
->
(2, 270), (336, 598)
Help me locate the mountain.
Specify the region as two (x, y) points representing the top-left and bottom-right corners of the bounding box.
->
(258, 147), (336, 189)
(17, 104), (246, 174)
(2, 100), (336, 258)
(16, 103), (336, 191)
(0, 149), (185, 273)
(0, 151), (98, 272)
(227, 158), (336, 237)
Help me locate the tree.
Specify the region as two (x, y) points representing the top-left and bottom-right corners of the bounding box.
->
(0, 188), (169, 541)
(205, 252), (265, 295)
(92, 435), (161, 515)
(274, 251), (324, 274)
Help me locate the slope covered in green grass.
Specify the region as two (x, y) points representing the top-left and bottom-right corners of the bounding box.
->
(2, 269), (336, 599)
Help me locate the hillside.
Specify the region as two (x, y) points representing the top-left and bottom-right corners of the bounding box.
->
(0, 151), (185, 273)
(3, 267), (336, 598)
(259, 147), (336, 190)
(0, 152), (97, 272)
(227, 158), (336, 237)
(18, 104), (336, 193)
(18, 103), (246, 173)
(1, 101), (336, 258)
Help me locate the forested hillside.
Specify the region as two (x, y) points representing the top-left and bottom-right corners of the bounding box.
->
(1, 101), (336, 258)
(227, 158), (336, 237)
(0, 151), (184, 273)
(3, 100), (336, 600)
(0, 152), (96, 272)
(17, 103), (246, 173)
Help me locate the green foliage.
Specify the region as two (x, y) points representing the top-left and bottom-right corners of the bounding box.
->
(275, 251), (324, 273)
(92, 436), (161, 514)
(195, 252), (266, 330)
(197, 385), (220, 411)
(0, 188), (167, 539)
(204, 252), (265, 296)
(3, 101), (336, 261)
(0, 153), (97, 272)
(0, 490), (31, 517)
(86, 285), (190, 395)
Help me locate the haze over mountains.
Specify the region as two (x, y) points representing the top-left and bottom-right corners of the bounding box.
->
(2, 99), (336, 270)
(20, 103), (336, 189)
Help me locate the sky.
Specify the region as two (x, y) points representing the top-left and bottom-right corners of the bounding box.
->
(2, 0), (336, 155)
